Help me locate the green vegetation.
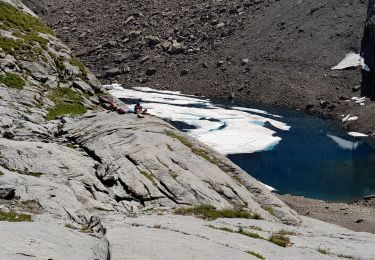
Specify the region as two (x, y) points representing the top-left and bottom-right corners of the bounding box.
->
(249, 225), (262, 231)
(262, 206), (274, 214)
(47, 87), (87, 120)
(69, 58), (88, 78)
(0, 210), (32, 222)
(140, 170), (157, 186)
(165, 131), (232, 172)
(0, 171), (4, 176)
(238, 227), (263, 239)
(209, 225), (264, 240)
(0, 163), (42, 177)
(268, 234), (291, 247)
(317, 247), (330, 255)
(338, 254), (355, 259)
(175, 204), (258, 220)
(80, 225), (93, 233)
(65, 223), (76, 229)
(0, 2), (53, 34)
(0, 36), (23, 54)
(0, 73), (25, 89)
(246, 251), (265, 260)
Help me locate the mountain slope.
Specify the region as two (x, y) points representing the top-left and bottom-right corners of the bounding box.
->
(26, 0), (375, 135)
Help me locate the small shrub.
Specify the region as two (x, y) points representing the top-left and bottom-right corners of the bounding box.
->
(0, 73), (25, 89)
(317, 247), (330, 255)
(238, 227), (263, 239)
(0, 210), (32, 222)
(268, 234), (291, 247)
(0, 171), (3, 176)
(153, 224), (162, 229)
(80, 225), (92, 233)
(175, 204), (254, 220)
(246, 251), (265, 260)
(338, 254), (354, 259)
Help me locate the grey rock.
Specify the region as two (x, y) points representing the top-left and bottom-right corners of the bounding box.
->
(0, 187), (15, 199)
(73, 80), (94, 95)
(104, 67), (122, 78)
(146, 67), (157, 76)
(146, 35), (161, 46)
(3, 130), (15, 139)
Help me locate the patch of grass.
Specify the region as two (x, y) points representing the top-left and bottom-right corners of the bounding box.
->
(169, 172), (179, 179)
(0, 36), (23, 54)
(0, 171), (3, 176)
(0, 2), (54, 35)
(249, 225), (262, 231)
(0, 210), (32, 222)
(69, 57), (88, 78)
(13, 31), (48, 49)
(65, 223), (76, 229)
(80, 225), (93, 233)
(0, 73), (25, 89)
(0, 164), (42, 177)
(262, 206), (274, 214)
(175, 204), (257, 220)
(47, 103), (87, 120)
(165, 131), (232, 172)
(46, 87), (87, 120)
(238, 227), (263, 239)
(338, 254), (355, 259)
(140, 170), (157, 186)
(66, 144), (77, 149)
(246, 251), (265, 260)
(317, 247), (330, 255)
(268, 234), (291, 247)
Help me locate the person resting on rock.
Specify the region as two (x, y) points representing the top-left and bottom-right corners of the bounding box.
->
(117, 107), (126, 114)
(109, 99), (117, 111)
(141, 109), (150, 115)
(134, 103), (143, 114)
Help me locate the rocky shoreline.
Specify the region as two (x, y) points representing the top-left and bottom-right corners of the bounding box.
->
(278, 194), (375, 234)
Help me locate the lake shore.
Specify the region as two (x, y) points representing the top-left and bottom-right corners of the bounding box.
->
(278, 194), (375, 234)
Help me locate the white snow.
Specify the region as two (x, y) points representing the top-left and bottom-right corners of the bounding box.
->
(110, 85), (290, 155)
(348, 132), (368, 137)
(342, 114), (359, 123)
(332, 53), (370, 71)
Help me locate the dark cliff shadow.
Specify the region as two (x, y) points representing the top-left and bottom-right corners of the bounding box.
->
(361, 0), (375, 101)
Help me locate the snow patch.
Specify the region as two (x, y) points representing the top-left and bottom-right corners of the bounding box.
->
(332, 53), (370, 71)
(110, 85), (290, 155)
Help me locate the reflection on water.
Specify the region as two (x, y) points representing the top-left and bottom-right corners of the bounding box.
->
(110, 86), (375, 202)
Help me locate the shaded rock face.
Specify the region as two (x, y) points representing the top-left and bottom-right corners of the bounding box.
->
(362, 0), (375, 100)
